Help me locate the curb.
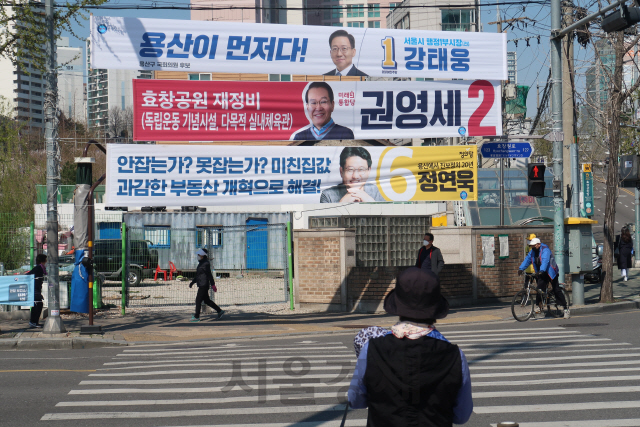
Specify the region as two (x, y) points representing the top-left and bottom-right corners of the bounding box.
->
(0, 337), (129, 350)
(571, 300), (640, 316)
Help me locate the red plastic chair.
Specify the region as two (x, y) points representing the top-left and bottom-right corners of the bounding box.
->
(168, 262), (178, 280)
(154, 264), (167, 281)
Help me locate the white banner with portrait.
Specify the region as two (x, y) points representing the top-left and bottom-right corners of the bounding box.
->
(90, 16), (507, 80)
(106, 144), (478, 206)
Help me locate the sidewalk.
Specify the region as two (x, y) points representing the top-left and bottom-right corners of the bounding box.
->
(1, 269), (639, 350)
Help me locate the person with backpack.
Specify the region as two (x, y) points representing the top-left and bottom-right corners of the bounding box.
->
(415, 232), (445, 277)
(189, 248), (224, 322)
(617, 227), (634, 282)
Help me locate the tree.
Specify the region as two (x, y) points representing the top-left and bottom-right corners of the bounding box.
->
(581, 32), (640, 303)
(0, 0), (107, 73)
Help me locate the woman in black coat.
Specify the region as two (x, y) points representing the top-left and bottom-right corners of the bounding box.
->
(26, 254), (47, 328)
(618, 227), (634, 282)
(189, 248), (224, 322)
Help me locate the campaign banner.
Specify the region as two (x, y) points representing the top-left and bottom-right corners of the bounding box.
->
(133, 79), (501, 141)
(90, 16), (507, 80)
(106, 144), (477, 206)
(0, 275), (34, 306)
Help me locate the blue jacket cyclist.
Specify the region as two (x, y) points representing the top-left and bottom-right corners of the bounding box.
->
(347, 268), (473, 426)
(519, 237), (570, 319)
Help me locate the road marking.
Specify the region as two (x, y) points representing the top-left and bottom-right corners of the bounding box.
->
(470, 359), (640, 370)
(80, 376), (349, 385)
(472, 366), (640, 378)
(439, 330), (580, 339)
(475, 385), (640, 398)
(98, 360), (354, 371)
(490, 419), (640, 427)
(0, 369), (96, 373)
(476, 400), (640, 414)
(452, 334), (603, 344)
(468, 351), (640, 363)
(440, 327), (569, 334)
(41, 404), (347, 420)
(57, 392), (347, 407)
(104, 353), (356, 366)
(90, 366), (350, 377)
(460, 342), (628, 351)
(122, 344), (346, 353)
(472, 374), (640, 387)
(155, 423), (367, 427)
(71, 382), (351, 394)
(117, 346), (349, 357)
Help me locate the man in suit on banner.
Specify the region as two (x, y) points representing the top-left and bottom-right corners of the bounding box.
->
(324, 30), (368, 77)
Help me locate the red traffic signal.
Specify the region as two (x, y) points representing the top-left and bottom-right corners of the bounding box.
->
(528, 163), (546, 180)
(527, 163), (546, 197)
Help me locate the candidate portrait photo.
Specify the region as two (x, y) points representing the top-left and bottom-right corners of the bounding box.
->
(324, 30), (368, 77)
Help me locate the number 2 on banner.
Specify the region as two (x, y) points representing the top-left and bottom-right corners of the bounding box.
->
(377, 147), (417, 201)
(381, 37), (397, 70)
(468, 80), (496, 136)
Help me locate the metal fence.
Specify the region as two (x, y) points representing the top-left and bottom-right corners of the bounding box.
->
(98, 223), (291, 309)
(0, 213), (33, 272)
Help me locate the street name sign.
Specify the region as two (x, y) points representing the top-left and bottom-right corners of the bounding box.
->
(481, 142), (534, 158)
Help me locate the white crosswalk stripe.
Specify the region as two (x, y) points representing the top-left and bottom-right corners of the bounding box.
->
(40, 325), (640, 426)
(41, 340), (366, 425)
(442, 324), (640, 426)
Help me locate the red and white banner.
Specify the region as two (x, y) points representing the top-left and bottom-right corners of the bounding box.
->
(133, 79), (502, 142)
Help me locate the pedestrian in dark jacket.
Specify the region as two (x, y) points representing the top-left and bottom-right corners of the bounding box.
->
(415, 232), (445, 276)
(26, 254), (47, 328)
(189, 248), (224, 322)
(348, 267), (473, 426)
(618, 227), (634, 282)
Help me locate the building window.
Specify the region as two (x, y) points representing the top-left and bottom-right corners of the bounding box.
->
(368, 3), (380, 17)
(368, 20), (381, 28)
(395, 14), (410, 29)
(324, 6), (342, 19)
(189, 73), (211, 80)
(144, 226), (171, 248)
(196, 227), (223, 248)
(348, 21), (365, 27)
(269, 74), (292, 81)
(332, 22), (343, 26)
(389, 2), (399, 10)
(441, 9), (474, 32)
(347, 4), (365, 17)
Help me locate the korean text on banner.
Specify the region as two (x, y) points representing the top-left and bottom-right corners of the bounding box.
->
(133, 79), (501, 141)
(0, 275), (34, 306)
(106, 145), (477, 207)
(90, 16), (507, 80)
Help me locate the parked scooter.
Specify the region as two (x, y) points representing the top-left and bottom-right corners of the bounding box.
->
(584, 244), (603, 283)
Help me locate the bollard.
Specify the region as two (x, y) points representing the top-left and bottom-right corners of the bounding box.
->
(497, 423), (519, 427)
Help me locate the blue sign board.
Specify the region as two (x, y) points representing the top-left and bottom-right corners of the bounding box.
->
(0, 275), (34, 306)
(481, 142), (534, 158)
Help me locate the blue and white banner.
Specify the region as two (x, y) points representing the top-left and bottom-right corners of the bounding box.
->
(0, 275), (34, 306)
(90, 16), (507, 80)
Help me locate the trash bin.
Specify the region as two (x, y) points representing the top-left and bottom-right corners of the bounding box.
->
(93, 274), (103, 309)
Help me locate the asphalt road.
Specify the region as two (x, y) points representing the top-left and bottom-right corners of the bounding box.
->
(591, 166), (637, 244)
(2, 310), (640, 426)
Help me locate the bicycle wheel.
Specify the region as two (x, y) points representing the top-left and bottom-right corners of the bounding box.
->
(512, 289), (534, 322)
(547, 292), (564, 318)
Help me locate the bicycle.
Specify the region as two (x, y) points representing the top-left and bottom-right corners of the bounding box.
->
(511, 272), (570, 322)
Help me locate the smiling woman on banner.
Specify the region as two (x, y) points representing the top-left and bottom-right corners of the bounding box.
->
(293, 82), (355, 141)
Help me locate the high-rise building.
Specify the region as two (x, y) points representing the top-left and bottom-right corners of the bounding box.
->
(57, 37), (84, 123)
(507, 51), (517, 84)
(0, 0), (46, 128)
(584, 39), (615, 136)
(86, 39), (153, 134)
(191, 0), (399, 29)
(387, 0), (478, 32)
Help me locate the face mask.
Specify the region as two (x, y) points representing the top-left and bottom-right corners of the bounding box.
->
(423, 240), (431, 247)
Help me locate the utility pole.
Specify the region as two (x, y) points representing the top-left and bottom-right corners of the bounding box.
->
(43, 0), (65, 334)
(550, 0), (566, 288)
(496, 10), (506, 226)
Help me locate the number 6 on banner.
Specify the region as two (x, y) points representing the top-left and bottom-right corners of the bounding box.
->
(377, 147), (417, 201)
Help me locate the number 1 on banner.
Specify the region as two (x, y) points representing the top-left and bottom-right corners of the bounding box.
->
(381, 37), (397, 69)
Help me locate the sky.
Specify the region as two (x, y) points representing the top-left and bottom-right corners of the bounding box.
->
(61, 0), (597, 125)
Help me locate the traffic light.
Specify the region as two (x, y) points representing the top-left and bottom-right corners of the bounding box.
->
(601, 5), (640, 33)
(528, 163), (546, 197)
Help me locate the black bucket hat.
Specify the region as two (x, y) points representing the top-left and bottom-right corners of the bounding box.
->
(383, 267), (449, 320)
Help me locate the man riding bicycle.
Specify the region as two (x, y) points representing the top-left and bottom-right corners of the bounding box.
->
(518, 237), (570, 319)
